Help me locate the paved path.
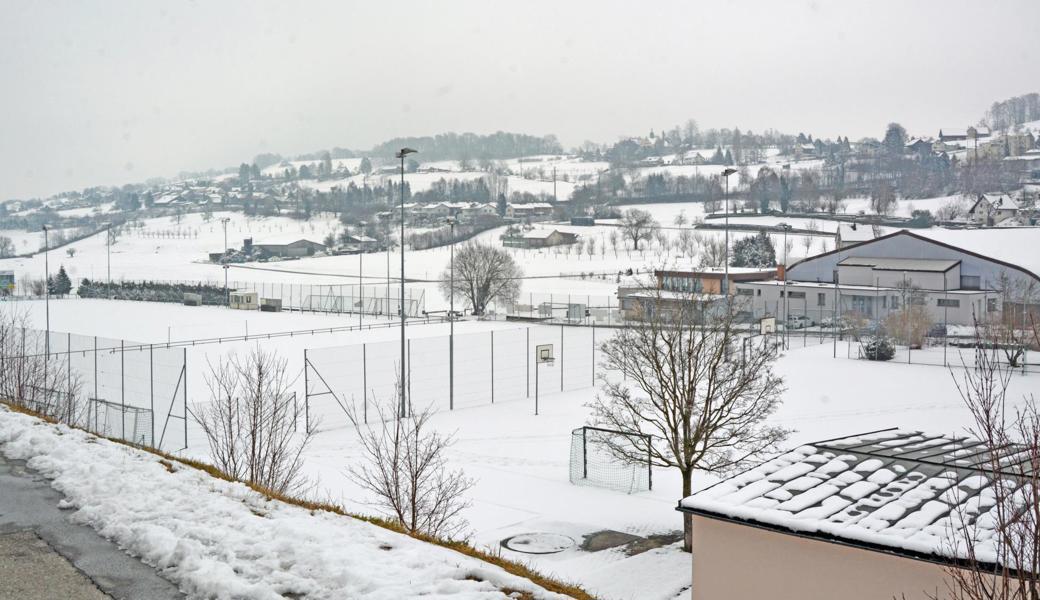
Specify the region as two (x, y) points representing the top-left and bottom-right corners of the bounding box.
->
(0, 454), (183, 600)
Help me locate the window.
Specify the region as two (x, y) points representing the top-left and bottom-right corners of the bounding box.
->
(737, 288), (753, 296)
(891, 296), (900, 309)
(960, 275), (981, 290)
(988, 298), (999, 312)
(937, 298), (960, 308)
(756, 289), (762, 296)
(788, 291), (806, 299)
(817, 293), (826, 306)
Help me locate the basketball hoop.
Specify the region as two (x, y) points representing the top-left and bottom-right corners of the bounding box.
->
(536, 344), (555, 366)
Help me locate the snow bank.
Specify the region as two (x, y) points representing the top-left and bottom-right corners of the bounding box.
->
(0, 407), (573, 600)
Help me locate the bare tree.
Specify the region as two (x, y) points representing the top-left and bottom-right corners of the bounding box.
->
(608, 230), (619, 257)
(585, 236), (596, 259)
(590, 290), (789, 552)
(940, 332), (1040, 599)
(440, 242), (522, 315)
(0, 308), (83, 424)
(697, 237), (727, 269)
(620, 208), (660, 250)
(348, 387), (474, 540)
(194, 348), (313, 495)
(0, 236), (14, 258)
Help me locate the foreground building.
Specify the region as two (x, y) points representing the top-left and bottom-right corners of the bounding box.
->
(735, 229), (1040, 326)
(679, 428), (1021, 600)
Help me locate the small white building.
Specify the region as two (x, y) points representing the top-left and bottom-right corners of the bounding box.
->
(836, 223), (877, 248)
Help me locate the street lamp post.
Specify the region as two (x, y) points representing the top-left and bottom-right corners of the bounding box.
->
(395, 147), (417, 419)
(358, 221), (366, 328)
(778, 222), (791, 349)
(103, 222), (112, 287)
(721, 168), (737, 309)
(221, 217), (231, 306)
(446, 216), (456, 410)
(43, 224), (50, 355)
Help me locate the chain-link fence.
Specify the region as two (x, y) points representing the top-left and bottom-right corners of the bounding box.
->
(502, 293), (622, 325)
(1, 329), (189, 451)
(303, 324), (601, 432)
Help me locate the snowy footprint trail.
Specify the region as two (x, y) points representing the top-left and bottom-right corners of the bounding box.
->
(0, 407), (575, 600)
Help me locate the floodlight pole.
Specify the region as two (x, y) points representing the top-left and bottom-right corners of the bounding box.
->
(358, 220), (365, 328)
(721, 168), (737, 310)
(221, 217), (230, 306)
(396, 147), (417, 419)
(447, 216), (456, 410)
(535, 359), (540, 416)
(780, 222), (791, 349)
(43, 225), (50, 355)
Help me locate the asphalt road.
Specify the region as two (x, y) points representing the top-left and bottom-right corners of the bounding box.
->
(0, 453), (183, 600)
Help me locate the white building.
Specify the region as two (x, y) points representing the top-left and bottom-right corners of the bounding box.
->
(735, 229), (1040, 326)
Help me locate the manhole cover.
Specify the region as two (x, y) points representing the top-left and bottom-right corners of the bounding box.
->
(500, 533), (575, 555)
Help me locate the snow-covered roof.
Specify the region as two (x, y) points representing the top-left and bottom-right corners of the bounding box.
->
(837, 223), (875, 243)
(520, 229), (573, 239)
(680, 428), (1031, 566)
(509, 202), (554, 210)
(838, 256), (960, 272)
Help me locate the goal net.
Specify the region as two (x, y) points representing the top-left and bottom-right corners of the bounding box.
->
(89, 398), (153, 447)
(569, 426), (652, 493)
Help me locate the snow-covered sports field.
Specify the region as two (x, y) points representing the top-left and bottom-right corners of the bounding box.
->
(7, 294), (1039, 600)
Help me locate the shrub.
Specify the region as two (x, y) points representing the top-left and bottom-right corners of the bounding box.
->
(863, 337), (895, 361)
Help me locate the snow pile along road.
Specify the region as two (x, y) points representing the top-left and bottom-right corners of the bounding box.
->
(0, 407), (574, 600)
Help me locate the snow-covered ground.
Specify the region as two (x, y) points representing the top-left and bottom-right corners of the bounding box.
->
(0, 407), (574, 600)
(6, 295), (1039, 600)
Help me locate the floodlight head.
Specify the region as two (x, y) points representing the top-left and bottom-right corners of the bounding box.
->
(722, 167), (738, 177)
(396, 147), (418, 158)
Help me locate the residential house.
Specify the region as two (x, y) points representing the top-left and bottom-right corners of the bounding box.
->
(836, 223), (877, 248)
(679, 428), (1026, 600)
(966, 193), (1021, 225)
(505, 202), (554, 220)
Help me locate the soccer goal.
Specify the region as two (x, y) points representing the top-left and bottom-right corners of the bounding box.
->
(89, 398), (153, 447)
(569, 426), (652, 493)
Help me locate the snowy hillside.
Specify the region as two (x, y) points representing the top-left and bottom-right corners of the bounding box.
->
(0, 406), (577, 600)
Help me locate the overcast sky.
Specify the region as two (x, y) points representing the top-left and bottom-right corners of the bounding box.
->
(2, 0), (1038, 201)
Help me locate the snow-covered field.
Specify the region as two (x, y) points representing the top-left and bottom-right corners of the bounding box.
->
(6, 294), (1039, 600)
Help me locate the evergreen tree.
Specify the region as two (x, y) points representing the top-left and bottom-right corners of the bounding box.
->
(730, 231), (776, 268)
(360, 157), (373, 175)
(52, 265), (72, 296)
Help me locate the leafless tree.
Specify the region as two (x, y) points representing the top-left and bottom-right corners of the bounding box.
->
(619, 208), (660, 250)
(0, 236), (14, 258)
(608, 230), (619, 257)
(0, 308), (83, 424)
(347, 385), (474, 540)
(194, 347), (313, 495)
(585, 236), (596, 259)
(697, 237), (727, 269)
(590, 289), (789, 552)
(439, 241), (522, 315)
(938, 331), (1040, 599)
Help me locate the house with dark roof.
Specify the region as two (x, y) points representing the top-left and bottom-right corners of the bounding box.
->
(679, 428), (1027, 600)
(733, 229), (1040, 327)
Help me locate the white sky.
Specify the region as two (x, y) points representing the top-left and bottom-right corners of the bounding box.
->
(2, 0), (1038, 201)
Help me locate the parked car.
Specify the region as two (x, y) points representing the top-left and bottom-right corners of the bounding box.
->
(787, 315), (815, 329)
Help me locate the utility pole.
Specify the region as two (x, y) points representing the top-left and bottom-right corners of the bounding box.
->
(358, 220), (366, 328)
(395, 147), (417, 419)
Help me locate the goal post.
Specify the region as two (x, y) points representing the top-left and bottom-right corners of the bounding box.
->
(569, 426), (652, 493)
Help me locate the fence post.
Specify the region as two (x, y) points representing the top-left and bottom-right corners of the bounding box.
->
(363, 343), (368, 423)
(560, 325), (564, 392)
(150, 344), (155, 448)
(120, 340), (125, 439)
(407, 339), (412, 416)
(182, 347), (187, 450)
(93, 336), (98, 432)
(526, 328), (530, 398)
(582, 426), (588, 479)
(304, 349), (310, 433)
(591, 325), (596, 387)
(490, 330), (495, 404)
(66, 332), (72, 424)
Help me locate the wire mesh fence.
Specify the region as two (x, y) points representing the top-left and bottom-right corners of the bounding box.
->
(303, 324), (601, 432)
(501, 292), (622, 325)
(231, 280), (425, 318)
(0, 329), (189, 451)
(569, 426), (652, 494)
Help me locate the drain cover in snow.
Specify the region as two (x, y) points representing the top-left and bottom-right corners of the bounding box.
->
(500, 533), (575, 554)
